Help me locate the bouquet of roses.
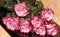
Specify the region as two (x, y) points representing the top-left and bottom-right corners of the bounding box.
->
(1, 0), (58, 37)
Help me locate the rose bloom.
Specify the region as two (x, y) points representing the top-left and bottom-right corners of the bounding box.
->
(40, 8), (54, 21)
(46, 23), (58, 36)
(19, 20), (32, 33)
(14, 2), (29, 17)
(33, 25), (46, 36)
(30, 16), (44, 28)
(2, 16), (19, 31)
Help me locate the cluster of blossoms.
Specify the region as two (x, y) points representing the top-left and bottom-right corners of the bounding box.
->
(2, 2), (58, 36)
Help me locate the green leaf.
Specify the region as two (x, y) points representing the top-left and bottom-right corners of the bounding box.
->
(37, 1), (44, 12)
(12, 12), (16, 16)
(26, 0), (36, 3)
(5, 0), (15, 11)
(0, 0), (5, 7)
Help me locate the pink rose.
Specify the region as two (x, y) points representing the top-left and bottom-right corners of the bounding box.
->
(40, 8), (54, 21)
(14, 2), (29, 17)
(46, 23), (58, 36)
(30, 16), (44, 28)
(19, 20), (32, 33)
(33, 25), (46, 36)
(2, 16), (19, 31)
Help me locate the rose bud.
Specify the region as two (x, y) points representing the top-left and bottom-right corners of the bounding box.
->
(19, 20), (32, 33)
(30, 16), (44, 28)
(33, 25), (46, 36)
(2, 16), (19, 31)
(46, 23), (58, 36)
(40, 8), (54, 21)
(14, 2), (29, 17)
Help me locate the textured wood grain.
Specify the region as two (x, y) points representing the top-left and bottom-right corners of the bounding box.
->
(0, 25), (11, 37)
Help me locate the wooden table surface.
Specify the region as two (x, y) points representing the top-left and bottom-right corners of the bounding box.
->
(0, 0), (60, 37)
(0, 25), (11, 37)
